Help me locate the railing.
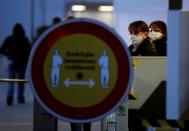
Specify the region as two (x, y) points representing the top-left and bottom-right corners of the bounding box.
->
(0, 78), (28, 83)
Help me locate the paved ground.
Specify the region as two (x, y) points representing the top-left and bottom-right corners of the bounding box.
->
(0, 56), (101, 131)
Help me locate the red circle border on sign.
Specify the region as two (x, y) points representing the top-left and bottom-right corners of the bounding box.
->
(29, 19), (133, 122)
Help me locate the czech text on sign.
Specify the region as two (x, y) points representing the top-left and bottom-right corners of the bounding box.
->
(28, 18), (133, 123)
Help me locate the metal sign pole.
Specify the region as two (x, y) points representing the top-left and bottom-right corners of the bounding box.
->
(115, 96), (129, 131)
(33, 98), (57, 131)
(71, 123), (83, 131)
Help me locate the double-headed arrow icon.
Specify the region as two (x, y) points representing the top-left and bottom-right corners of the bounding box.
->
(64, 78), (95, 88)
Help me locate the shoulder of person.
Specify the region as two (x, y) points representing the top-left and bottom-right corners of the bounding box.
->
(4, 35), (13, 41)
(128, 44), (134, 50)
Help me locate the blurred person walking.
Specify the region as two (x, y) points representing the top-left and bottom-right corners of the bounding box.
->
(0, 23), (31, 106)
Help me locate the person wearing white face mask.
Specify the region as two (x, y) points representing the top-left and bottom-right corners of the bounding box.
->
(128, 20), (157, 131)
(148, 31), (163, 41)
(130, 34), (144, 52)
(149, 20), (167, 56)
(128, 21), (157, 56)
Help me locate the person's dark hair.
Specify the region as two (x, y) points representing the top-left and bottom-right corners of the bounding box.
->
(13, 23), (25, 37)
(149, 20), (167, 36)
(64, 15), (75, 20)
(128, 20), (149, 35)
(52, 17), (61, 24)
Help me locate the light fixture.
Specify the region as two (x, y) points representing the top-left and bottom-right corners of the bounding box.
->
(98, 6), (114, 12)
(71, 5), (86, 11)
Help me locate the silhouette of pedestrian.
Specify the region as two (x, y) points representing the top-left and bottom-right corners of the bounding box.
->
(0, 23), (31, 106)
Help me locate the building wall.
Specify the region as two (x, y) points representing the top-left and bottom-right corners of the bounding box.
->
(0, 0), (66, 44)
(167, 11), (189, 119)
(183, 0), (189, 9)
(1, 0), (189, 45)
(0, 0), (30, 44)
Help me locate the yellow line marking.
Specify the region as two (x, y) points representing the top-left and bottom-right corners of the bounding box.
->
(157, 120), (170, 127)
(177, 120), (184, 128)
(142, 119), (151, 127)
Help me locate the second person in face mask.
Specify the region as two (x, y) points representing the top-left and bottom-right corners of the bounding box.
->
(128, 20), (157, 56)
(148, 20), (167, 56)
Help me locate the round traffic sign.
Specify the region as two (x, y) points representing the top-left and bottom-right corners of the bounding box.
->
(28, 18), (133, 123)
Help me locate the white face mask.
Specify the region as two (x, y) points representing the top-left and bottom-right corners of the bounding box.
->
(148, 31), (163, 41)
(130, 35), (144, 47)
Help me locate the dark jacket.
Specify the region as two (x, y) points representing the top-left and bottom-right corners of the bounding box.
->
(128, 38), (157, 56)
(0, 35), (31, 66)
(154, 37), (167, 56)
